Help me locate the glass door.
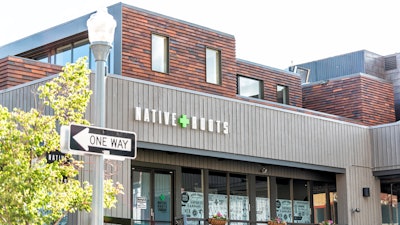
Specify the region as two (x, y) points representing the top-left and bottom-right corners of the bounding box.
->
(132, 169), (174, 225)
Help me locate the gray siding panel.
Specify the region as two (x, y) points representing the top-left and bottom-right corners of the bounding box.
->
(0, 78), (49, 111)
(297, 50), (366, 82)
(371, 123), (400, 171)
(105, 75), (370, 170)
(0, 74), (371, 172)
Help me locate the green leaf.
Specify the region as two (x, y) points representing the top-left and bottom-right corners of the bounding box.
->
(0, 57), (124, 225)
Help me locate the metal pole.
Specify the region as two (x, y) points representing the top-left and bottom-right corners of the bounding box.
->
(90, 41), (112, 225)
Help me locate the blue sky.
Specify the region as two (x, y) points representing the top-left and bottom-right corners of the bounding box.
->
(1, 0), (399, 69)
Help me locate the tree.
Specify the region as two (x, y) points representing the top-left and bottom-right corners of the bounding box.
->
(0, 57), (124, 225)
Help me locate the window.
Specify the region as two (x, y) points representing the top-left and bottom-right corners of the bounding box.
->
(181, 168), (204, 225)
(293, 180), (311, 223)
(276, 178), (292, 223)
(237, 76), (263, 98)
(55, 44), (72, 66)
(36, 55), (49, 63)
(152, 34), (169, 73)
(208, 172), (227, 219)
(256, 176), (270, 222)
(72, 40), (90, 63)
(206, 48), (221, 84)
(21, 38), (114, 74)
(290, 66), (310, 84)
(312, 181), (337, 224)
(229, 174), (248, 223)
(277, 85), (289, 104)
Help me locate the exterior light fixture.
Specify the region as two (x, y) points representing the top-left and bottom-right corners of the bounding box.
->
(87, 7), (116, 45)
(86, 7), (116, 225)
(87, 7), (116, 127)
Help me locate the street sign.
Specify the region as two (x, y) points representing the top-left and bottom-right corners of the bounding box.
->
(46, 150), (66, 163)
(61, 124), (137, 159)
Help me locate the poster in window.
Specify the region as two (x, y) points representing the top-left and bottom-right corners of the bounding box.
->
(209, 194), (228, 217)
(293, 200), (311, 223)
(229, 195), (249, 220)
(256, 197), (270, 221)
(181, 192), (204, 219)
(276, 199), (292, 223)
(137, 196), (147, 209)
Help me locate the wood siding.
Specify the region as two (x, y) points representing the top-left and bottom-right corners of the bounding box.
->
(371, 123), (400, 171)
(105, 75), (370, 170)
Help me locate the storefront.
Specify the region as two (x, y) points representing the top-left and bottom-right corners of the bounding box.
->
(83, 74), (359, 225)
(127, 150), (337, 225)
(2, 3), (400, 225)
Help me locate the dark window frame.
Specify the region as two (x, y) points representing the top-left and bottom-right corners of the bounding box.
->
(205, 47), (222, 85)
(237, 75), (264, 99)
(151, 33), (170, 74)
(276, 84), (289, 104)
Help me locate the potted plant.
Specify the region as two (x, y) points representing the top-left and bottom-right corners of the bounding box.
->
(208, 212), (227, 225)
(319, 220), (334, 225)
(268, 217), (286, 225)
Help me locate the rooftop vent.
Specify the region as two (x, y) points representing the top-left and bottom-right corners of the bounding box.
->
(289, 66), (310, 83)
(384, 56), (397, 71)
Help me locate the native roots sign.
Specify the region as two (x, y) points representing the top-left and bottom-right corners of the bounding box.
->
(134, 107), (229, 134)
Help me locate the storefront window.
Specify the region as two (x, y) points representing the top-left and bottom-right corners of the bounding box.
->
(276, 178), (292, 223)
(209, 171), (228, 220)
(293, 180), (311, 223)
(312, 182), (326, 224)
(132, 171), (151, 222)
(181, 168), (204, 225)
(381, 183), (399, 225)
(256, 176), (270, 223)
(328, 183), (338, 224)
(312, 181), (339, 224)
(229, 174), (248, 225)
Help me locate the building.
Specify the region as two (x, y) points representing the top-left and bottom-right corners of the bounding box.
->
(1, 2), (400, 225)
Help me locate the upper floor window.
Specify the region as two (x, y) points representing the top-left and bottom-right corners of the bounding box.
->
(72, 39), (91, 63)
(21, 37), (114, 74)
(206, 48), (221, 85)
(152, 34), (169, 73)
(237, 76), (263, 99)
(277, 85), (289, 104)
(55, 44), (72, 66)
(290, 66), (310, 84)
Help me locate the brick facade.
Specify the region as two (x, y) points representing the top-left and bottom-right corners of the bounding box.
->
(0, 5), (394, 126)
(0, 56), (61, 90)
(121, 6), (237, 98)
(302, 74), (395, 126)
(236, 60), (302, 107)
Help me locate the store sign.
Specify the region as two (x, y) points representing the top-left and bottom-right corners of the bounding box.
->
(134, 107), (229, 134)
(46, 151), (66, 163)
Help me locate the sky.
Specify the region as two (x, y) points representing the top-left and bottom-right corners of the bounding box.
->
(1, 0), (400, 69)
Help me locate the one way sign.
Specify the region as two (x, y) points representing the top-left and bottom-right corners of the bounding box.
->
(61, 124), (137, 159)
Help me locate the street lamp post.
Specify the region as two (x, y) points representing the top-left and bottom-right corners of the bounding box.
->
(87, 7), (116, 225)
